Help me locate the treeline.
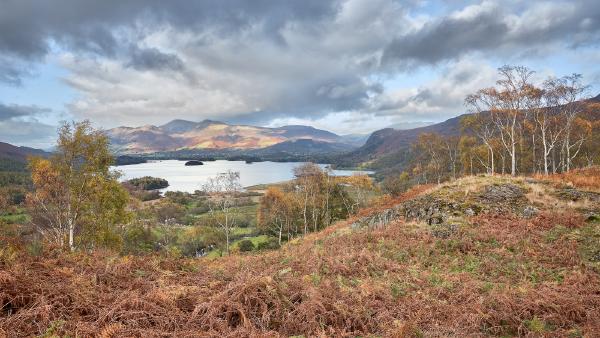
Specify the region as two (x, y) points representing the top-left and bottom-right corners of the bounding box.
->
(258, 164), (374, 245)
(0, 158), (31, 210)
(397, 66), (599, 186)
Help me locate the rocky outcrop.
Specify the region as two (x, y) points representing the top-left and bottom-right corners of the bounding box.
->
(350, 182), (537, 231)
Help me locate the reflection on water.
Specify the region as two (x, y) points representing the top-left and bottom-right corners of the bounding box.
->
(113, 160), (372, 193)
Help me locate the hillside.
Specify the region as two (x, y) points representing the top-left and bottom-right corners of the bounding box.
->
(342, 94), (600, 174)
(255, 138), (355, 156)
(337, 115), (463, 172)
(106, 120), (354, 154)
(0, 142), (47, 162)
(1, 172), (599, 336)
(360, 115), (462, 156)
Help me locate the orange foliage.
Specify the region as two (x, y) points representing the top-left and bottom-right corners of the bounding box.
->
(1, 184), (598, 336)
(535, 166), (600, 191)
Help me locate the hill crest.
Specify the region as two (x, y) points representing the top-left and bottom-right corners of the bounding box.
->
(0, 141), (48, 162)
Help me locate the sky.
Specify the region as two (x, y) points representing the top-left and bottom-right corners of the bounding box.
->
(0, 0), (599, 149)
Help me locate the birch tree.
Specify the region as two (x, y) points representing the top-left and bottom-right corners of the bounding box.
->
(413, 133), (446, 184)
(464, 95), (498, 175)
(531, 82), (563, 175)
(546, 74), (589, 172)
(258, 187), (296, 245)
(466, 65), (534, 176)
(293, 163), (323, 235)
(27, 121), (129, 251)
(201, 170), (242, 255)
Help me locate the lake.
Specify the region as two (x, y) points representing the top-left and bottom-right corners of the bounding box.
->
(113, 160), (372, 193)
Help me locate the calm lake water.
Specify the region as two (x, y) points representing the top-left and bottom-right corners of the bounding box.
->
(113, 160), (372, 193)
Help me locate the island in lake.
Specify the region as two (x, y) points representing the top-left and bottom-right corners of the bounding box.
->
(184, 160), (204, 166)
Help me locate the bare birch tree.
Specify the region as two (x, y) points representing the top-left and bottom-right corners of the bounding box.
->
(546, 74), (589, 172)
(201, 170), (242, 255)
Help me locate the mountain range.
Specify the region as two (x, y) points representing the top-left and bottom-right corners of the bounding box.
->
(7, 93), (598, 168)
(106, 119), (365, 154)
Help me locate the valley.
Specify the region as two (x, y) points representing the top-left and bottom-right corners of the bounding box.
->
(2, 172), (599, 336)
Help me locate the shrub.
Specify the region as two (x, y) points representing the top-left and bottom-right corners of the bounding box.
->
(152, 201), (185, 225)
(188, 202), (210, 215)
(237, 215), (254, 228)
(257, 237), (280, 251)
(139, 190), (161, 201)
(535, 166), (600, 191)
(382, 172), (412, 196)
(121, 183), (160, 201)
(121, 224), (158, 255)
(164, 191), (193, 205)
(238, 239), (255, 252)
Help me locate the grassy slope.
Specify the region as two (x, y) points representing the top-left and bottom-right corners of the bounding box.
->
(1, 173), (600, 337)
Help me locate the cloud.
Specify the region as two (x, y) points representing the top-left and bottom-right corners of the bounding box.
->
(0, 103), (51, 121)
(55, 0), (408, 127)
(0, 55), (33, 86)
(0, 0), (598, 131)
(0, 0), (341, 65)
(368, 58), (498, 120)
(0, 102), (55, 148)
(382, 0), (600, 68)
(0, 119), (56, 149)
(127, 47), (185, 72)
(383, 2), (506, 66)
(266, 111), (399, 135)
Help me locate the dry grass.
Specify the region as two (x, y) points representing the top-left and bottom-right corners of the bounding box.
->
(535, 166), (600, 192)
(1, 178), (599, 337)
(526, 181), (596, 211)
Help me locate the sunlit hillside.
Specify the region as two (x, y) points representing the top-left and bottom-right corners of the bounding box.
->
(2, 172), (599, 336)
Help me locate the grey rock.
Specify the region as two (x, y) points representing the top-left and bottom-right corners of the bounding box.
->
(479, 183), (525, 203)
(522, 205), (539, 218)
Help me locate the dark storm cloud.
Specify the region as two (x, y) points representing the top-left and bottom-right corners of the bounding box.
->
(0, 103), (50, 121)
(0, 0), (598, 128)
(382, 0), (600, 67)
(0, 0), (344, 97)
(127, 47), (185, 72)
(383, 7), (507, 65)
(0, 0), (339, 59)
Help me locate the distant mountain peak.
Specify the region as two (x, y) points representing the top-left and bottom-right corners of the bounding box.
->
(278, 124), (319, 130)
(164, 118), (193, 124)
(200, 119), (225, 124)
(159, 119), (199, 133)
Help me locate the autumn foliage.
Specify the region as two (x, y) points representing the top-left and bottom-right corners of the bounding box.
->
(2, 175), (598, 337)
(535, 165), (600, 191)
